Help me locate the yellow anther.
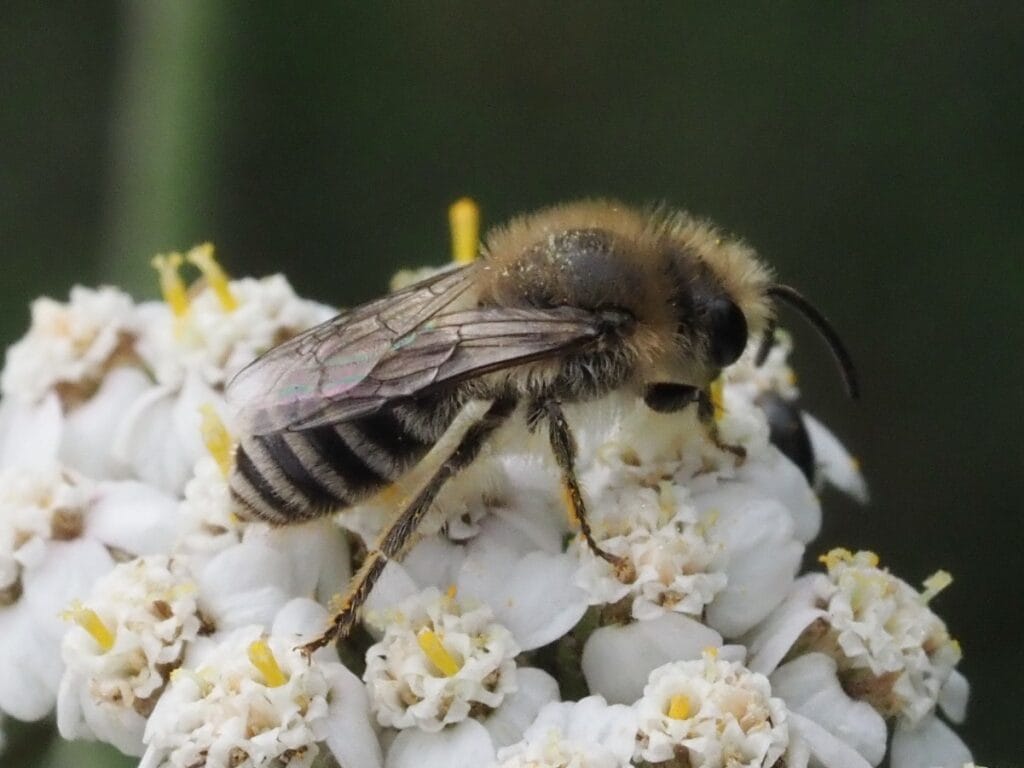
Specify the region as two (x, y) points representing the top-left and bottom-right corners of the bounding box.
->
(786, 370), (798, 386)
(709, 378), (726, 422)
(667, 693), (692, 720)
(187, 243), (238, 311)
(152, 253), (190, 317)
(64, 604), (115, 651)
(199, 404), (233, 476)
(449, 198), (480, 265)
(445, 584), (458, 601)
(920, 569), (953, 604)
(819, 547), (855, 571)
(417, 629), (461, 676)
(703, 646), (719, 660)
(248, 639), (288, 687)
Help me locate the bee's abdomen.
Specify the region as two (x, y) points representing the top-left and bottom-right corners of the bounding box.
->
(230, 396), (460, 524)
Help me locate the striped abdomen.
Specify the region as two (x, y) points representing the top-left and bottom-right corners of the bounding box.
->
(230, 394), (462, 524)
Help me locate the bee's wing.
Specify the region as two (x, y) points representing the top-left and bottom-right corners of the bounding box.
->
(228, 277), (605, 435)
(227, 265), (479, 435)
(281, 305), (605, 431)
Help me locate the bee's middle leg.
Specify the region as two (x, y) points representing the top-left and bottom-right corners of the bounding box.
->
(299, 395), (518, 655)
(539, 400), (626, 572)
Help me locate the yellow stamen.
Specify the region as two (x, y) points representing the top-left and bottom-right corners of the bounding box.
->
(187, 243), (238, 311)
(449, 198), (480, 264)
(152, 253), (190, 317)
(920, 569), (953, 604)
(819, 547), (856, 571)
(667, 693), (692, 719)
(703, 646), (719, 660)
(445, 584), (458, 600)
(417, 629), (461, 676)
(709, 378), (726, 422)
(64, 604), (115, 651)
(248, 639), (288, 687)
(199, 404), (233, 476)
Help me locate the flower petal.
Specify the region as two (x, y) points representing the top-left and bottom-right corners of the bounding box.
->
(0, 393), (62, 469)
(582, 614), (723, 704)
(789, 711), (873, 768)
(802, 412), (869, 503)
(771, 654), (887, 766)
(247, 520), (350, 603)
(384, 718), (495, 768)
(938, 668), (969, 724)
(744, 574), (829, 675)
(60, 367), (152, 479)
(324, 661), (384, 768)
(458, 542), (588, 651)
(733, 449), (822, 543)
(85, 480), (178, 556)
(481, 667), (560, 747)
(704, 499), (802, 637)
(196, 542), (294, 629)
(890, 714), (972, 768)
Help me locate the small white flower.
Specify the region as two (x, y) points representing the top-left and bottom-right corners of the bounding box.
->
(364, 587), (521, 732)
(175, 456), (247, 562)
(494, 696), (637, 768)
(57, 555), (203, 755)
(573, 398), (806, 702)
(140, 606), (381, 768)
(745, 549), (971, 768)
(0, 466), (176, 722)
(1, 286), (138, 405)
(635, 653), (790, 768)
(363, 568), (565, 768)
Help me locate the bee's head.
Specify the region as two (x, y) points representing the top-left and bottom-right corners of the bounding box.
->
(664, 213), (858, 399)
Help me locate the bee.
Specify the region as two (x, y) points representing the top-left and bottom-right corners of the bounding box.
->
(226, 200), (858, 653)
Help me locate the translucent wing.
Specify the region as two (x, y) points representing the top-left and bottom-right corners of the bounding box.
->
(228, 265), (479, 435)
(228, 265), (607, 435)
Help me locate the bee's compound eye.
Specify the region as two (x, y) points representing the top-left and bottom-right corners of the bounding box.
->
(707, 297), (748, 367)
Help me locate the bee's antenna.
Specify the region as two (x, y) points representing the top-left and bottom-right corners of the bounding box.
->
(767, 284), (859, 400)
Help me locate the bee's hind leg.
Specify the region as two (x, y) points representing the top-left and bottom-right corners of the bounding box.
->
(298, 395), (518, 655)
(539, 400), (632, 579)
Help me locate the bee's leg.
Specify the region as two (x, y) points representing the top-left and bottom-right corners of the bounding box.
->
(299, 396), (518, 655)
(541, 400), (627, 572)
(697, 388), (746, 460)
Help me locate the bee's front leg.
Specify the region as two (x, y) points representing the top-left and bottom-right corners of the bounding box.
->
(538, 400), (633, 580)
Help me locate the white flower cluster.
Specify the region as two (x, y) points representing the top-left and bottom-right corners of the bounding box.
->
(0, 250), (974, 768)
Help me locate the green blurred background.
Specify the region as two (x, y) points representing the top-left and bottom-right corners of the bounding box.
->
(2, 2), (1021, 765)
